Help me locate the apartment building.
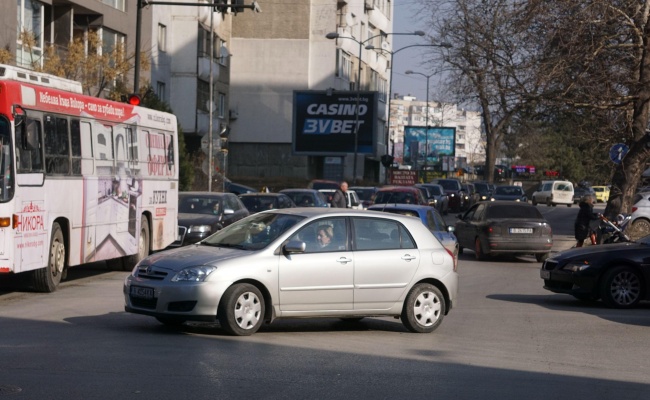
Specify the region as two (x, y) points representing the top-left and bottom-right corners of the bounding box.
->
(390, 95), (485, 171)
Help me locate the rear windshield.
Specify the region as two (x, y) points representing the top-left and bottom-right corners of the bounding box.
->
(495, 186), (523, 195)
(554, 182), (573, 191)
(486, 205), (542, 219)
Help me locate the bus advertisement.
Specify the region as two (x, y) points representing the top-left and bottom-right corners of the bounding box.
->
(0, 64), (179, 291)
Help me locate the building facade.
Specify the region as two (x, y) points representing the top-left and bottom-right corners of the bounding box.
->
(228, 0), (394, 183)
(390, 95), (485, 172)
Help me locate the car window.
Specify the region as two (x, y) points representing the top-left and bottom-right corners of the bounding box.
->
(472, 203), (486, 221)
(427, 185), (442, 195)
(436, 180), (461, 191)
(555, 183), (573, 191)
(352, 217), (415, 250)
(486, 205), (543, 219)
(203, 212), (304, 250)
(224, 194), (241, 211)
(425, 210), (444, 232)
(288, 217), (347, 253)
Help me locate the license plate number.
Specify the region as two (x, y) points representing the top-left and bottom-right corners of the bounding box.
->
(130, 286), (154, 299)
(540, 270), (550, 279)
(510, 228), (533, 234)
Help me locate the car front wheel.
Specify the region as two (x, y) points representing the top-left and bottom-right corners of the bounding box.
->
(600, 266), (643, 308)
(218, 283), (265, 336)
(401, 283), (445, 333)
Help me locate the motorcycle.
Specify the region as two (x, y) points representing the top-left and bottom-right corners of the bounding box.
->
(598, 214), (632, 244)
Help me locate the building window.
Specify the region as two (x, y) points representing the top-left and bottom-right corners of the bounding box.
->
(16, 0), (44, 68)
(218, 93), (226, 118)
(157, 81), (166, 102)
(101, 0), (125, 11)
(218, 38), (229, 66)
(198, 25), (223, 62)
(336, 49), (352, 81)
(158, 24), (167, 53)
(197, 80), (210, 113)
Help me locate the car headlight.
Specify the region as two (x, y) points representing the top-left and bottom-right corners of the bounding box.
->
(171, 266), (217, 282)
(481, 196), (487, 200)
(449, 193), (455, 197)
(563, 261), (591, 273)
(515, 199), (521, 202)
(188, 225), (212, 234)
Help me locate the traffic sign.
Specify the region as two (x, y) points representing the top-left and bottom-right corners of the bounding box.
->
(609, 143), (629, 164)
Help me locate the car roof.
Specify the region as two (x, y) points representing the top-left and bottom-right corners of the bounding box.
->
(377, 186), (420, 192)
(239, 193), (286, 197)
(368, 204), (434, 212)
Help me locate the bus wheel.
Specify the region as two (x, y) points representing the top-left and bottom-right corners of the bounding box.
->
(33, 223), (66, 292)
(124, 216), (150, 271)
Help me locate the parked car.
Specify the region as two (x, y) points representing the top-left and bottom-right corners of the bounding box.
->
(372, 186), (429, 206)
(318, 189), (363, 209)
(592, 186), (610, 203)
(454, 201), (553, 261)
(172, 192), (250, 247)
(124, 208), (459, 335)
(628, 192), (650, 240)
(368, 204), (458, 266)
(531, 180), (574, 207)
(573, 186), (595, 204)
(349, 186), (379, 209)
(431, 178), (467, 212)
(415, 183), (449, 214)
(224, 181), (258, 195)
(279, 188), (329, 208)
(540, 238), (650, 308)
(238, 193), (296, 213)
(491, 185), (528, 202)
(473, 182), (493, 201)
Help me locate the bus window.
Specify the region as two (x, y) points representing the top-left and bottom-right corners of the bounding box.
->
(16, 118), (43, 173)
(70, 119), (81, 175)
(44, 115), (70, 175)
(0, 117), (14, 201)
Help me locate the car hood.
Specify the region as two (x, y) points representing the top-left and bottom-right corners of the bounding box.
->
(552, 241), (644, 260)
(178, 213), (220, 226)
(143, 245), (248, 271)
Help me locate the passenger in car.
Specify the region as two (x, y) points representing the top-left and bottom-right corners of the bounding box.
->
(317, 226), (334, 249)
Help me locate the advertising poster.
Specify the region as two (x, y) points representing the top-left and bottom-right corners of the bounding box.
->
(293, 91), (378, 155)
(403, 126), (456, 168)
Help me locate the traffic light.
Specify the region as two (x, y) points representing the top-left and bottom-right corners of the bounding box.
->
(121, 94), (141, 106)
(381, 154), (394, 168)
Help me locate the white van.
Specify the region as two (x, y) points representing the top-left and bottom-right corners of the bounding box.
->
(532, 180), (574, 207)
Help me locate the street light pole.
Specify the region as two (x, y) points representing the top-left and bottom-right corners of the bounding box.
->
(326, 31), (425, 184)
(406, 70), (435, 180)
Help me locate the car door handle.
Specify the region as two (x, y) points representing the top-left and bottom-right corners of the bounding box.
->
(401, 255), (417, 261)
(337, 257), (352, 264)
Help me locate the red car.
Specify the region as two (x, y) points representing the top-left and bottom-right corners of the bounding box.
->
(372, 186), (429, 206)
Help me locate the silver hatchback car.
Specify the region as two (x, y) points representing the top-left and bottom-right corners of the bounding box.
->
(124, 208), (458, 336)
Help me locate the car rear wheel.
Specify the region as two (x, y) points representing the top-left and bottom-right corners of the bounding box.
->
(401, 283), (445, 333)
(218, 283), (265, 336)
(599, 266), (643, 308)
(474, 238), (487, 261)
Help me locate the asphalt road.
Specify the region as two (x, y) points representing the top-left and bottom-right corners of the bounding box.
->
(2, 202), (648, 400)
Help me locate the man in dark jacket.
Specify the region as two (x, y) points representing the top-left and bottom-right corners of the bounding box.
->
(574, 194), (601, 247)
(331, 181), (348, 208)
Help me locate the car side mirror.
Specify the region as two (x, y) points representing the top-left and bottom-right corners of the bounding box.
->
(284, 240), (306, 253)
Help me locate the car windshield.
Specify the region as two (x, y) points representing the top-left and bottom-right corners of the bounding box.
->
(179, 196), (222, 215)
(426, 185), (442, 195)
(352, 188), (376, 201)
(593, 187), (605, 192)
(495, 186), (523, 195)
(436, 180), (460, 191)
(241, 196), (277, 212)
(202, 212), (305, 250)
(374, 191), (417, 204)
(474, 183), (489, 193)
(486, 205), (543, 219)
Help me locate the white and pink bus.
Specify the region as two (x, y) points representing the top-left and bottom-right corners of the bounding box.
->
(0, 64), (179, 291)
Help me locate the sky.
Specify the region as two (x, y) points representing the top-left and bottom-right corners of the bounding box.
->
(390, 0), (441, 103)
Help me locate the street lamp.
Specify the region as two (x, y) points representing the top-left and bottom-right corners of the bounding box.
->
(365, 42), (451, 171)
(405, 70), (436, 176)
(325, 30), (425, 183)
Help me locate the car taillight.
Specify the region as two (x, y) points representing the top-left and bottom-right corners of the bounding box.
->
(445, 248), (458, 271)
(488, 226), (502, 235)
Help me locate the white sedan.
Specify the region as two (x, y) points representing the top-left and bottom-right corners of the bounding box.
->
(124, 208), (458, 336)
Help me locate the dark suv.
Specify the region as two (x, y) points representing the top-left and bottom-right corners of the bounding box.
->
(431, 179), (466, 212)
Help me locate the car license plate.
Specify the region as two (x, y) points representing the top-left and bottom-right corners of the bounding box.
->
(540, 270), (550, 279)
(130, 286), (154, 299)
(510, 228), (533, 234)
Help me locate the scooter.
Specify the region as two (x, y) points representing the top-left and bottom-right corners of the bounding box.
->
(598, 214), (632, 244)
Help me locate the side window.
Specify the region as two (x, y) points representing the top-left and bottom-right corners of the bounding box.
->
(543, 183), (552, 191)
(472, 204), (486, 221)
(425, 211), (439, 232)
(16, 118), (43, 173)
(287, 218), (347, 253)
(224, 195), (238, 211)
(44, 115), (70, 175)
(353, 217), (409, 250)
(70, 119), (82, 175)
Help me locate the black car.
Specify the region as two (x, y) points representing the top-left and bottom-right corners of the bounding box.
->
(172, 192), (250, 247)
(540, 238), (650, 308)
(279, 188), (329, 208)
(473, 182), (493, 201)
(432, 178), (466, 212)
(415, 183), (449, 214)
(491, 185), (528, 202)
(455, 201), (553, 261)
(239, 193), (297, 213)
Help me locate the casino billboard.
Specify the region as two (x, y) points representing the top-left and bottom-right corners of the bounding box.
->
(292, 90), (379, 155)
